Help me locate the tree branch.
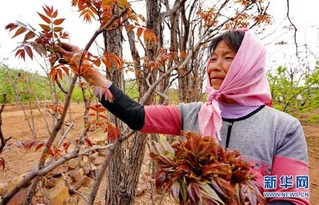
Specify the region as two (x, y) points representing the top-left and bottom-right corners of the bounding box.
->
(160, 0), (187, 20)
(56, 79), (68, 94)
(0, 127), (118, 205)
(0, 94), (11, 154)
(286, 0), (299, 58)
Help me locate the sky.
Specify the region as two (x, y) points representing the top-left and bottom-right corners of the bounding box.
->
(1, 0), (318, 74)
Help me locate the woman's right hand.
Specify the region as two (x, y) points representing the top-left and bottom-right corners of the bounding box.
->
(54, 43), (107, 87)
(53, 42), (83, 69)
(54, 43), (113, 101)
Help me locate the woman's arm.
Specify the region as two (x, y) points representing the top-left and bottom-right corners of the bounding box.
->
(269, 120), (309, 205)
(99, 84), (145, 130)
(55, 43), (182, 134)
(99, 84), (182, 134)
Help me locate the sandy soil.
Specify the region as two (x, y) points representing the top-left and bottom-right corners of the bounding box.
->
(0, 102), (318, 204)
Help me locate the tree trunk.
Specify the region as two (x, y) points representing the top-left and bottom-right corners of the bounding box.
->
(103, 1), (162, 204)
(103, 10), (126, 205)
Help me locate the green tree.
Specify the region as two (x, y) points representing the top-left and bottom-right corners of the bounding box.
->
(268, 63), (319, 113)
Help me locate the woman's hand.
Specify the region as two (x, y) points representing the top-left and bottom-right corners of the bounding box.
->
(54, 43), (113, 101)
(54, 43), (107, 86)
(53, 42), (83, 70)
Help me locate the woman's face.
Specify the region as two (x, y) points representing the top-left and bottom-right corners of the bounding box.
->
(207, 40), (237, 90)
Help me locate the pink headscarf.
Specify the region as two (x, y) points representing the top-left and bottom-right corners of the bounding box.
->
(198, 29), (272, 140)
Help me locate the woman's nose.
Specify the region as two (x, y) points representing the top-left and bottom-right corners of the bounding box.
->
(208, 60), (222, 73)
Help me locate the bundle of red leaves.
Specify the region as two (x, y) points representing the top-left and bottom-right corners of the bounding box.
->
(150, 132), (265, 205)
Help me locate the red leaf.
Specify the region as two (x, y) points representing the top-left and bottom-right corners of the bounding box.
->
(155, 171), (167, 189)
(98, 114), (107, 119)
(53, 10), (58, 18)
(5, 23), (18, 32)
(63, 142), (71, 152)
(23, 140), (36, 150)
(144, 29), (157, 44)
(97, 107), (106, 112)
(24, 45), (33, 59)
(57, 69), (63, 79)
(107, 127), (121, 142)
(0, 157), (5, 169)
(39, 24), (51, 32)
(53, 27), (63, 32)
(85, 138), (93, 147)
(126, 24), (134, 33)
(187, 183), (201, 204)
(61, 66), (69, 76)
(93, 58), (101, 67)
(12, 27), (26, 38)
(37, 12), (51, 24)
(23, 31), (36, 41)
(15, 49), (26, 60)
(89, 106), (98, 112)
(53, 18), (65, 25)
(35, 142), (45, 151)
(136, 27), (143, 38)
(43, 5), (53, 18)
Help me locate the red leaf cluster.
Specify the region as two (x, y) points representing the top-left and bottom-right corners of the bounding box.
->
(71, 0), (131, 25)
(87, 104), (121, 142)
(47, 104), (64, 115)
(5, 5), (69, 62)
(150, 132), (265, 205)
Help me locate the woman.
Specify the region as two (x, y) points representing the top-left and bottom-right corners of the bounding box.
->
(56, 29), (309, 205)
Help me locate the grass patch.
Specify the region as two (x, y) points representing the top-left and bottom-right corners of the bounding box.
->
(306, 114), (319, 123)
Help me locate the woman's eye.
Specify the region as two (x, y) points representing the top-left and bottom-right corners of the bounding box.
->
(225, 56), (234, 60)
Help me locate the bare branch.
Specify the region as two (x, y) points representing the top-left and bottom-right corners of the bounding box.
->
(0, 94), (11, 154)
(57, 122), (74, 147)
(56, 79), (69, 94)
(146, 73), (169, 105)
(286, 0), (299, 58)
(160, 0), (187, 20)
(0, 126), (118, 205)
(61, 173), (88, 203)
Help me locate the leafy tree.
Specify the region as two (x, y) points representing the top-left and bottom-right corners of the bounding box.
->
(268, 63), (319, 114)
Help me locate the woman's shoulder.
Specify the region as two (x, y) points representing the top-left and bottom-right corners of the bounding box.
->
(178, 102), (203, 114)
(262, 105), (301, 125)
(178, 102), (203, 132)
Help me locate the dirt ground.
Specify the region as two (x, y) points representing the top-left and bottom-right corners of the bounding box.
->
(0, 102), (318, 204)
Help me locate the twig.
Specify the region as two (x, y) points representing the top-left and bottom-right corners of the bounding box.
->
(56, 79), (69, 94)
(286, 0), (299, 58)
(61, 173), (88, 203)
(145, 73), (169, 105)
(6, 72), (38, 139)
(0, 127), (93, 205)
(0, 94), (11, 154)
(160, 0), (187, 20)
(57, 122), (74, 148)
(23, 73), (80, 205)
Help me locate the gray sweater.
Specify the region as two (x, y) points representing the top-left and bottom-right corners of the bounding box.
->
(179, 102), (309, 205)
